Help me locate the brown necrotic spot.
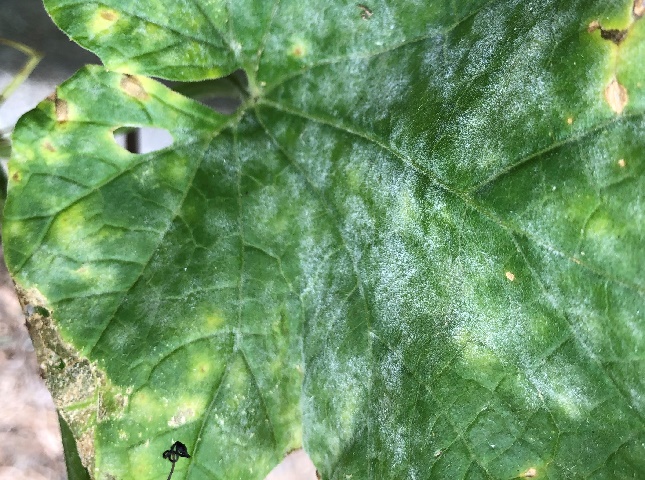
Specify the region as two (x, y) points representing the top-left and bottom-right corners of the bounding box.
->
(15, 285), (104, 474)
(358, 4), (373, 19)
(120, 74), (149, 100)
(49, 92), (69, 123)
(605, 77), (628, 114)
(600, 28), (628, 44)
(587, 21), (628, 45)
(521, 467), (538, 478)
(635, 0), (645, 18)
(56, 99), (68, 123)
(43, 141), (56, 152)
(289, 40), (308, 58)
(100, 9), (117, 21)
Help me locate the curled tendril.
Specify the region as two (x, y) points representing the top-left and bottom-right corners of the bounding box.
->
(163, 441), (191, 480)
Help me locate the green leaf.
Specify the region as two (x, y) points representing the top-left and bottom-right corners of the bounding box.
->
(4, 1), (645, 479)
(59, 411), (92, 480)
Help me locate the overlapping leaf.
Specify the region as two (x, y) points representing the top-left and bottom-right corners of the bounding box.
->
(4, 0), (644, 478)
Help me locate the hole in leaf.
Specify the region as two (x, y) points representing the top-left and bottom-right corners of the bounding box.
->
(33, 305), (50, 317)
(264, 449), (317, 480)
(170, 69), (248, 115)
(112, 127), (174, 154)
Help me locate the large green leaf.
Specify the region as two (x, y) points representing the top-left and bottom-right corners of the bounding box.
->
(4, 0), (645, 478)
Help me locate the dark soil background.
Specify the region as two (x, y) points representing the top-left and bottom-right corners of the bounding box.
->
(0, 251), (66, 480)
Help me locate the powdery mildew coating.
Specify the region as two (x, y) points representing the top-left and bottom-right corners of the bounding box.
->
(4, 0), (644, 478)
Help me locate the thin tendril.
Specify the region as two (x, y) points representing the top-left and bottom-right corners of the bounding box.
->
(163, 441), (190, 480)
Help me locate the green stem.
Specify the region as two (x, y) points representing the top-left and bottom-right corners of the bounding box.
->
(0, 38), (42, 106)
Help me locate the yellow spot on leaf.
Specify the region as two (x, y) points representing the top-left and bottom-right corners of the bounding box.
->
(101, 10), (117, 21)
(90, 8), (120, 33)
(167, 396), (206, 428)
(505, 271), (515, 281)
(168, 407), (194, 427)
(130, 389), (164, 419)
(50, 203), (86, 242)
(289, 39), (309, 58)
(204, 66), (223, 78)
(566, 117), (573, 125)
(4, 221), (23, 240)
(74, 265), (91, 277)
(618, 158), (626, 167)
(205, 312), (225, 330)
(604, 77), (628, 114)
(120, 74), (149, 101)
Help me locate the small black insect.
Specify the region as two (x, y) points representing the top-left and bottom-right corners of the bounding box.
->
(162, 441), (191, 480)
